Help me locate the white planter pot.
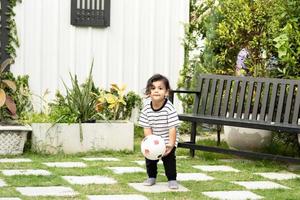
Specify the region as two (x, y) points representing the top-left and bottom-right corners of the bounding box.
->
(224, 125), (272, 151)
(0, 125), (32, 155)
(31, 121), (134, 154)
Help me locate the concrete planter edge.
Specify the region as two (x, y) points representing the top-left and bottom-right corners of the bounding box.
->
(31, 122), (134, 154)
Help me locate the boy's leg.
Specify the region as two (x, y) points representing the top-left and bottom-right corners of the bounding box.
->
(144, 158), (158, 186)
(145, 158), (159, 178)
(162, 147), (176, 181)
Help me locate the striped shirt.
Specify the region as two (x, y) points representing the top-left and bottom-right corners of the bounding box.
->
(138, 99), (180, 146)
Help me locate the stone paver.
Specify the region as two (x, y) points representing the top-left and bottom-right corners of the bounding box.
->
(177, 173), (214, 181)
(193, 165), (240, 172)
(62, 175), (117, 185)
(219, 159), (252, 163)
(233, 181), (289, 189)
(288, 165), (300, 172)
(0, 198), (22, 200)
(0, 179), (7, 187)
(133, 160), (163, 166)
(2, 169), (51, 176)
(107, 167), (146, 174)
(16, 186), (78, 197)
(129, 182), (189, 193)
(176, 156), (188, 159)
(43, 162), (87, 168)
(255, 172), (300, 180)
(202, 190), (263, 200)
(82, 157), (120, 162)
(88, 194), (149, 200)
(0, 158), (32, 163)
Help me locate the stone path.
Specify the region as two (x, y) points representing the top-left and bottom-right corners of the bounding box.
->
(88, 194), (149, 200)
(0, 157), (298, 199)
(177, 173), (214, 181)
(0, 158), (32, 163)
(2, 169), (51, 176)
(43, 161), (87, 168)
(106, 167), (146, 174)
(0, 179), (6, 187)
(82, 157), (120, 161)
(254, 172), (300, 180)
(62, 175), (117, 185)
(16, 186), (78, 196)
(202, 191), (263, 200)
(232, 181), (289, 190)
(193, 165), (240, 172)
(128, 182), (189, 193)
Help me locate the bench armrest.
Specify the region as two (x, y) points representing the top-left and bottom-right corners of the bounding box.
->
(169, 90), (200, 103)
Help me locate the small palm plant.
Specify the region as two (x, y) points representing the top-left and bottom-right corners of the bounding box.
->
(49, 65), (97, 123)
(0, 58), (17, 120)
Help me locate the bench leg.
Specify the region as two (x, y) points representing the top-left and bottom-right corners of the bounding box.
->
(190, 122), (197, 157)
(297, 135), (300, 156)
(217, 125), (221, 146)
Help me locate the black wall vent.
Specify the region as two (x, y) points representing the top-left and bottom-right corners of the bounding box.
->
(71, 0), (110, 27)
(0, 0), (9, 63)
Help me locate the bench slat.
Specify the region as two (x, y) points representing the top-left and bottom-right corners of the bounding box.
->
(229, 80), (239, 118)
(267, 83), (278, 122)
(252, 82), (262, 120)
(276, 83), (286, 123)
(244, 81), (254, 119)
(193, 77), (203, 114)
(200, 78), (210, 114)
(259, 82), (270, 121)
(214, 79), (225, 116)
(221, 79), (232, 117)
(284, 83), (295, 124)
(292, 84), (300, 125)
(236, 79), (247, 119)
(207, 79), (217, 116)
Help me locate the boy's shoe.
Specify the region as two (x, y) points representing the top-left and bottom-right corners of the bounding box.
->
(143, 178), (156, 186)
(168, 180), (179, 189)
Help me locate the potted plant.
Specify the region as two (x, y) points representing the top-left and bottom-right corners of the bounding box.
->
(0, 58), (32, 155)
(30, 65), (142, 154)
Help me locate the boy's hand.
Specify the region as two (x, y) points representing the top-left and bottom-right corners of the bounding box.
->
(163, 144), (174, 157)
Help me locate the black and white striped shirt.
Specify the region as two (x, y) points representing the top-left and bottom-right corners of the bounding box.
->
(138, 99), (180, 146)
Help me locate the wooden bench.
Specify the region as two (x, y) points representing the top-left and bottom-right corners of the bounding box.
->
(170, 74), (300, 163)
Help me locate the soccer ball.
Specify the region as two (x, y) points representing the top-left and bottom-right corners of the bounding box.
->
(141, 135), (166, 160)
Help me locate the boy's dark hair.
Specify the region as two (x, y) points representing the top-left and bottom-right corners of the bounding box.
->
(145, 74), (171, 95)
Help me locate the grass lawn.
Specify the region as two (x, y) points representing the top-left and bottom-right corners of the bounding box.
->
(0, 131), (299, 200)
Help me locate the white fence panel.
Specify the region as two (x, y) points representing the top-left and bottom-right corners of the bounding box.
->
(12, 0), (189, 108)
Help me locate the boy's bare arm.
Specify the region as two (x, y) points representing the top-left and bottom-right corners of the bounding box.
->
(144, 128), (152, 137)
(164, 127), (176, 156)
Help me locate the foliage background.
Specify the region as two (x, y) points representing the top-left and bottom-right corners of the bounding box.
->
(179, 0), (300, 94)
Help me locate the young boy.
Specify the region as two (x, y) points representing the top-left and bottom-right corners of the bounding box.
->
(138, 74), (180, 189)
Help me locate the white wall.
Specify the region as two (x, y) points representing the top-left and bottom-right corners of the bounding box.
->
(12, 0), (189, 108)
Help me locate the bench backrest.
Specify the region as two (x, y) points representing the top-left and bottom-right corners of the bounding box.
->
(194, 74), (300, 126)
